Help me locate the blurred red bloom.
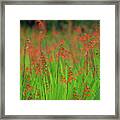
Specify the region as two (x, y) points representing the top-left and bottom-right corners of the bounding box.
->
(34, 48), (40, 56)
(35, 71), (39, 75)
(85, 33), (91, 39)
(26, 67), (29, 72)
(75, 27), (81, 33)
(31, 61), (35, 65)
(80, 36), (87, 41)
(49, 55), (53, 62)
(79, 33), (91, 42)
(52, 31), (59, 35)
(60, 39), (64, 45)
(93, 31), (98, 36)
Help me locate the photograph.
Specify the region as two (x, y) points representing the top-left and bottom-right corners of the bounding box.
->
(20, 20), (100, 100)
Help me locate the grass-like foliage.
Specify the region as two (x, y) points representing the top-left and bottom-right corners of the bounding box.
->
(20, 20), (100, 100)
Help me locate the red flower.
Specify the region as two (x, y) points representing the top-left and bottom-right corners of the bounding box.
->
(80, 33), (91, 42)
(60, 47), (64, 51)
(52, 31), (59, 35)
(34, 48), (40, 56)
(26, 67), (29, 72)
(85, 33), (91, 39)
(60, 39), (64, 45)
(80, 36), (87, 41)
(75, 27), (81, 33)
(93, 31), (98, 36)
(61, 54), (65, 59)
(31, 61), (35, 65)
(49, 55), (53, 62)
(35, 71), (38, 75)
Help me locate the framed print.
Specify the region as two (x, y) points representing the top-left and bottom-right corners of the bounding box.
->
(0, 0), (119, 119)
(20, 19), (100, 100)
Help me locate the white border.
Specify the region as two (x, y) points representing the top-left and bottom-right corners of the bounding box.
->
(5, 5), (115, 115)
